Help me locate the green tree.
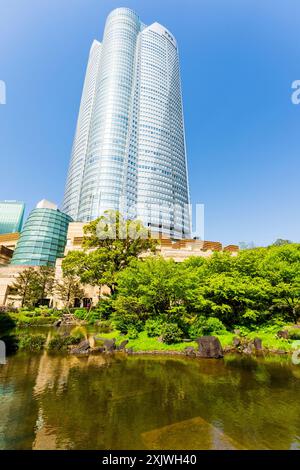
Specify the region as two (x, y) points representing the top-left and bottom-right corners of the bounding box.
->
(54, 275), (85, 310)
(272, 239), (293, 246)
(9, 268), (40, 308)
(62, 210), (157, 294)
(272, 281), (300, 323)
(36, 266), (55, 303)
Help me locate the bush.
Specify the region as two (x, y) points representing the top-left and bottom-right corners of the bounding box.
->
(127, 326), (139, 339)
(145, 318), (164, 337)
(288, 328), (300, 340)
(161, 323), (183, 344)
(95, 298), (114, 319)
(68, 327), (85, 343)
(47, 335), (67, 351)
(96, 320), (113, 333)
(18, 334), (46, 352)
(48, 329), (85, 351)
(189, 316), (226, 339)
(0, 313), (16, 332)
(112, 312), (143, 334)
(34, 307), (54, 317)
(87, 310), (102, 324)
(73, 308), (88, 320)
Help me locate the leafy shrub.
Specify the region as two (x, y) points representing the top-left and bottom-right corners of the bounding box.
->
(161, 323), (183, 344)
(68, 327), (85, 343)
(112, 312), (143, 334)
(47, 335), (67, 351)
(288, 328), (300, 340)
(166, 306), (191, 334)
(96, 320), (113, 333)
(18, 334), (46, 352)
(127, 326), (139, 339)
(189, 316), (226, 339)
(95, 298), (114, 319)
(145, 318), (164, 337)
(87, 310), (102, 324)
(48, 329), (85, 351)
(34, 307), (54, 317)
(73, 308), (88, 320)
(0, 313), (16, 332)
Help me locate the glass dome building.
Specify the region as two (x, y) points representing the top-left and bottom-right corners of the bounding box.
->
(11, 200), (72, 267)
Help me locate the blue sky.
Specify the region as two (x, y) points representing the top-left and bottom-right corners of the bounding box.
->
(0, 0), (299, 246)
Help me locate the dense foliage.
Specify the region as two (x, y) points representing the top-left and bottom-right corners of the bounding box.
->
(112, 243), (300, 335)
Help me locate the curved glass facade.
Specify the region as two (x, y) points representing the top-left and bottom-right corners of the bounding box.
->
(0, 201), (25, 235)
(11, 206), (72, 267)
(63, 7), (190, 238)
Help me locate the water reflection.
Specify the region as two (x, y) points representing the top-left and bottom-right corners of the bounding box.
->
(0, 345), (300, 449)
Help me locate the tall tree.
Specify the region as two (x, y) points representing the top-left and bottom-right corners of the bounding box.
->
(9, 268), (40, 308)
(54, 275), (85, 310)
(62, 210), (157, 294)
(36, 266), (55, 303)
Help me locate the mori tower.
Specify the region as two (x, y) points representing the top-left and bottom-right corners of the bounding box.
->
(62, 7), (190, 238)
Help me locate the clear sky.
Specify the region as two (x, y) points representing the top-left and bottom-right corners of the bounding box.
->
(0, 0), (299, 246)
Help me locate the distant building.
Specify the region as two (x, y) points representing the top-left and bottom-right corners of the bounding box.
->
(0, 201), (25, 234)
(11, 200), (72, 267)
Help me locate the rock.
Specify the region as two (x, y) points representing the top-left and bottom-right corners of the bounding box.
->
(233, 337), (241, 347)
(277, 330), (289, 339)
(253, 337), (263, 350)
(117, 340), (129, 351)
(103, 338), (116, 352)
(53, 320), (62, 327)
(126, 347), (133, 355)
(234, 329), (241, 336)
(90, 346), (105, 355)
(184, 346), (196, 357)
(70, 339), (90, 355)
(242, 342), (255, 355)
(196, 336), (223, 359)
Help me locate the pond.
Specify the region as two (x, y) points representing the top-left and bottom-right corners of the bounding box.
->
(0, 327), (300, 450)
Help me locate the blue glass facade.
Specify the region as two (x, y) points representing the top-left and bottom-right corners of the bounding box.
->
(0, 201), (25, 235)
(11, 205), (72, 267)
(63, 8), (190, 238)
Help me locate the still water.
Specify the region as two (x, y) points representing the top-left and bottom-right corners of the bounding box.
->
(0, 335), (300, 449)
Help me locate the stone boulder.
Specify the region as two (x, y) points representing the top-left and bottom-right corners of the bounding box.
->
(103, 338), (116, 352)
(253, 337), (263, 350)
(53, 319), (62, 328)
(117, 340), (129, 351)
(277, 330), (289, 339)
(242, 342), (255, 355)
(184, 346), (196, 357)
(196, 336), (223, 359)
(70, 340), (90, 355)
(90, 346), (105, 355)
(233, 337), (241, 347)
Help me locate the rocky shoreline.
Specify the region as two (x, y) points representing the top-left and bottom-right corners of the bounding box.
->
(69, 335), (292, 358)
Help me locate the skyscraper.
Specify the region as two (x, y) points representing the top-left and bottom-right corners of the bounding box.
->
(63, 7), (190, 238)
(0, 201), (25, 235)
